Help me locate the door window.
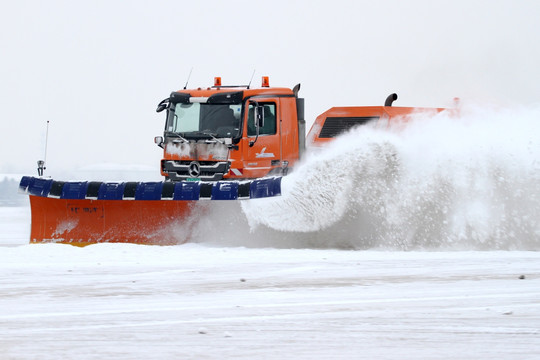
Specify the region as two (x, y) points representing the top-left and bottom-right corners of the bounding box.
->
(247, 103), (277, 136)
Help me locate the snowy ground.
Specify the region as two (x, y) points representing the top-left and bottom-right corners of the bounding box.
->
(0, 205), (29, 246)
(1, 207), (540, 359)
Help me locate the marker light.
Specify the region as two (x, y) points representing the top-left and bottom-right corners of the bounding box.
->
(261, 76), (269, 87)
(214, 77), (222, 86)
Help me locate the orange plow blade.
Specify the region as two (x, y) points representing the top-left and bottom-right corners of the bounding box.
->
(29, 196), (202, 245)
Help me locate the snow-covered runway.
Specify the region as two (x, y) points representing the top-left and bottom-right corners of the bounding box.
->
(2, 243), (539, 359)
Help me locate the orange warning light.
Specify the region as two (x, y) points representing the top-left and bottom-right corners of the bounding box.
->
(214, 77), (222, 86)
(261, 76), (269, 87)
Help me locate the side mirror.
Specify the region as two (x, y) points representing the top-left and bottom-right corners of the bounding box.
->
(156, 98), (169, 113)
(254, 105), (265, 128)
(249, 102), (264, 147)
(154, 136), (164, 148)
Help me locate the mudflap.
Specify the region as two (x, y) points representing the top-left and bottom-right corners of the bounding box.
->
(29, 196), (204, 246)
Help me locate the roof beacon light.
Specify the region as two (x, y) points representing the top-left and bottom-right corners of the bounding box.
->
(214, 77), (222, 87)
(262, 76), (270, 87)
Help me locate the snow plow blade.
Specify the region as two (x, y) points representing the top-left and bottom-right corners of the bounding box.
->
(19, 176), (282, 246)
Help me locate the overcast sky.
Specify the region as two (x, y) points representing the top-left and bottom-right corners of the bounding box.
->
(1, 0), (539, 177)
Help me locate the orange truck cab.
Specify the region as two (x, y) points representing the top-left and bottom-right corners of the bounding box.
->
(154, 77), (306, 181)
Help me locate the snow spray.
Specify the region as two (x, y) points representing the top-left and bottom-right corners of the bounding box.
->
(190, 104), (540, 250)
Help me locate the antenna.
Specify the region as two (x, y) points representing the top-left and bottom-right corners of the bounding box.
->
(37, 120), (49, 176)
(183, 67), (194, 90)
(247, 69), (256, 89)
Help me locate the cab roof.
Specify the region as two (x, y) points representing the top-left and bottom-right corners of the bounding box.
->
(176, 86), (295, 99)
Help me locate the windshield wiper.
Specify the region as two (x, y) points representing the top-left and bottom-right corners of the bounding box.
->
(188, 131), (227, 145)
(200, 132), (226, 145)
(165, 131), (189, 143)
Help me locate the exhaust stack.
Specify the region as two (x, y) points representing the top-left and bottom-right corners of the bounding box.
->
(385, 93), (398, 107)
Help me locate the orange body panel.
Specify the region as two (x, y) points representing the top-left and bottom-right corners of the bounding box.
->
(307, 106), (446, 146)
(236, 96), (300, 178)
(29, 195), (205, 246)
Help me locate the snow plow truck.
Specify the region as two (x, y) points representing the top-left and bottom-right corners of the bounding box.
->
(19, 77), (446, 246)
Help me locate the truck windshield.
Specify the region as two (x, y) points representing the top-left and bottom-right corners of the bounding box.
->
(166, 103), (242, 138)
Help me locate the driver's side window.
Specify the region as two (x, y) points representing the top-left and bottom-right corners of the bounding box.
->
(247, 103), (276, 136)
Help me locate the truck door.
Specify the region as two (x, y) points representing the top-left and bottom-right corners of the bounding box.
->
(242, 100), (281, 178)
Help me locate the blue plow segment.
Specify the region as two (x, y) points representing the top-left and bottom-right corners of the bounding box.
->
(19, 176), (282, 201)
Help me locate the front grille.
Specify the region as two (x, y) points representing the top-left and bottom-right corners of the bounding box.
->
(162, 160), (230, 182)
